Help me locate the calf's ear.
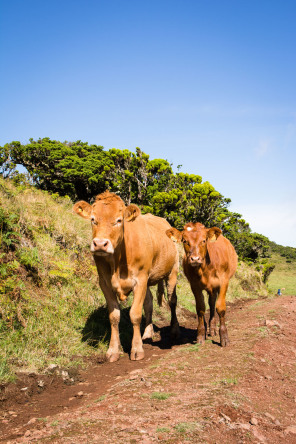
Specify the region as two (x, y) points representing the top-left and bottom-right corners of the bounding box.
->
(73, 201), (92, 219)
(207, 227), (222, 242)
(124, 204), (141, 222)
(166, 228), (182, 242)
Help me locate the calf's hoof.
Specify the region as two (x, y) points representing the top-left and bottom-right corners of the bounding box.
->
(130, 349), (145, 361)
(220, 337), (230, 347)
(197, 335), (205, 345)
(209, 328), (217, 337)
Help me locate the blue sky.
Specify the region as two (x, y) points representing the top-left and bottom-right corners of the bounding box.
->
(1, 0), (295, 246)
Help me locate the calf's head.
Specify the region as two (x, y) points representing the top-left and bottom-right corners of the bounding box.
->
(166, 222), (222, 267)
(73, 191), (140, 256)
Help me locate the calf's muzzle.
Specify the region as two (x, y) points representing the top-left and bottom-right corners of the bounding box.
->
(189, 255), (202, 266)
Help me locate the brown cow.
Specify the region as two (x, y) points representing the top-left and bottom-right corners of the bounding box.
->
(166, 222), (237, 347)
(73, 191), (179, 362)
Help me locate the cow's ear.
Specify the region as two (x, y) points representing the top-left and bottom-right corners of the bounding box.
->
(166, 228), (182, 243)
(207, 227), (222, 242)
(124, 204), (141, 222)
(73, 201), (92, 219)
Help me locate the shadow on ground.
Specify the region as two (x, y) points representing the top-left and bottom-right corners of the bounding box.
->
(81, 306), (198, 354)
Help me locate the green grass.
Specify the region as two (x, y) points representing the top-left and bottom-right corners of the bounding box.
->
(266, 253), (296, 295)
(157, 427), (170, 433)
(150, 391), (173, 400)
(174, 422), (199, 434)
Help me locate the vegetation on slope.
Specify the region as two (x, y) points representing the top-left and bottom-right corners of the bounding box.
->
(1, 138), (270, 261)
(0, 178), (105, 383)
(0, 178), (277, 384)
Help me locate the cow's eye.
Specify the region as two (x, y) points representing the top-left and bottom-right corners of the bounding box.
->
(114, 218), (122, 225)
(91, 217), (97, 225)
(182, 239), (189, 246)
(202, 240), (206, 244)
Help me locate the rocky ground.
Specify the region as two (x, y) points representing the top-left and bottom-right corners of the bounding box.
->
(1, 294), (296, 443)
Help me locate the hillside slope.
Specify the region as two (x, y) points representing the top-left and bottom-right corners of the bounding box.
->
(0, 178), (273, 384)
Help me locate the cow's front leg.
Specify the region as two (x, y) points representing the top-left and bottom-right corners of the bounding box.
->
(192, 286), (206, 344)
(142, 288), (154, 340)
(100, 280), (122, 362)
(216, 282), (229, 347)
(130, 276), (147, 360)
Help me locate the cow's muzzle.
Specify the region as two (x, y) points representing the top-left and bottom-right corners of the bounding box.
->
(91, 238), (114, 255)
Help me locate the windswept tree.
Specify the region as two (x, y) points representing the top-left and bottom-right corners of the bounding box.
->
(2, 137), (271, 261)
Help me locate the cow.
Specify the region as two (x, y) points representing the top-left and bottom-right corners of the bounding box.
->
(73, 191), (180, 362)
(166, 222), (237, 347)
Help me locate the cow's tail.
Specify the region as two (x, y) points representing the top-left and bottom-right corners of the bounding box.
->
(157, 280), (165, 307)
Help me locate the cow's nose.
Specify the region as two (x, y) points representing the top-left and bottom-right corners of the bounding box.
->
(91, 238), (114, 254)
(190, 255), (201, 264)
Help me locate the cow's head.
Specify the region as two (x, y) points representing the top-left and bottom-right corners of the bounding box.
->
(166, 222), (222, 267)
(73, 191), (141, 256)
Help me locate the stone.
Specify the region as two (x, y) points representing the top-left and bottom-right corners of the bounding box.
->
(285, 426), (296, 435)
(238, 423), (251, 431)
(265, 413), (275, 421)
(265, 320), (282, 328)
(250, 417), (258, 426)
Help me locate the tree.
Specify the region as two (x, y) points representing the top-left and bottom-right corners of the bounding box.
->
(3, 137), (272, 261)
(0, 144), (17, 178)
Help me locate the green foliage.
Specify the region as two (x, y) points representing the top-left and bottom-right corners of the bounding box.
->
(269, 241), (296, 262)
(2, 137), (279, 263)
(256, 259), (275, 283)
(0, 144), (16, 178)
(4, 138), (233, 231)
(0, 207), (20, 251)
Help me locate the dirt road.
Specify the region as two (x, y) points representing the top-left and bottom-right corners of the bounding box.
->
(1, 294), (296, 443)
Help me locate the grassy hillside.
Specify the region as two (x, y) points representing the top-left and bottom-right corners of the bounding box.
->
(266, 253), (296, 296)
(0, 178), (275, 384)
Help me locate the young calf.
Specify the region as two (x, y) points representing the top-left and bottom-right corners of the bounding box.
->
(166, 222), (237, 347)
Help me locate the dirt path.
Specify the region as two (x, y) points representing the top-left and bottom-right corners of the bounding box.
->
(1, 294), (296, 443)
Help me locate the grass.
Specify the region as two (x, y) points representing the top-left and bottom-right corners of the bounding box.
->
(150, 391), (173, 400)
(174, 422), (199, 434)
(0, 178), (106, 381)
(157, 427), (170, 433)
(266, 253), (296, 295)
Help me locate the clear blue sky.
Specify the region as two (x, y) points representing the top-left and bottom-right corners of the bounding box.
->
(1, 0), (295, 247)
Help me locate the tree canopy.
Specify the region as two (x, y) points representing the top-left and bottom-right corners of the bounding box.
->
(1, 138), (271, 261)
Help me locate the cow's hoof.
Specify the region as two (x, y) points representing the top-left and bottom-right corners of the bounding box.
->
(130, 350), (145, 361)
(220, 337), (230, 347)
(106, 351), (120, 362)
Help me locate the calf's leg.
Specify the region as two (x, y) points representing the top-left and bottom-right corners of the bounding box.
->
(216, 282), (229, 347)
(142, 287), (154, 340)
(192, 286), (206, 344)
(208, 291), (217, 337)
